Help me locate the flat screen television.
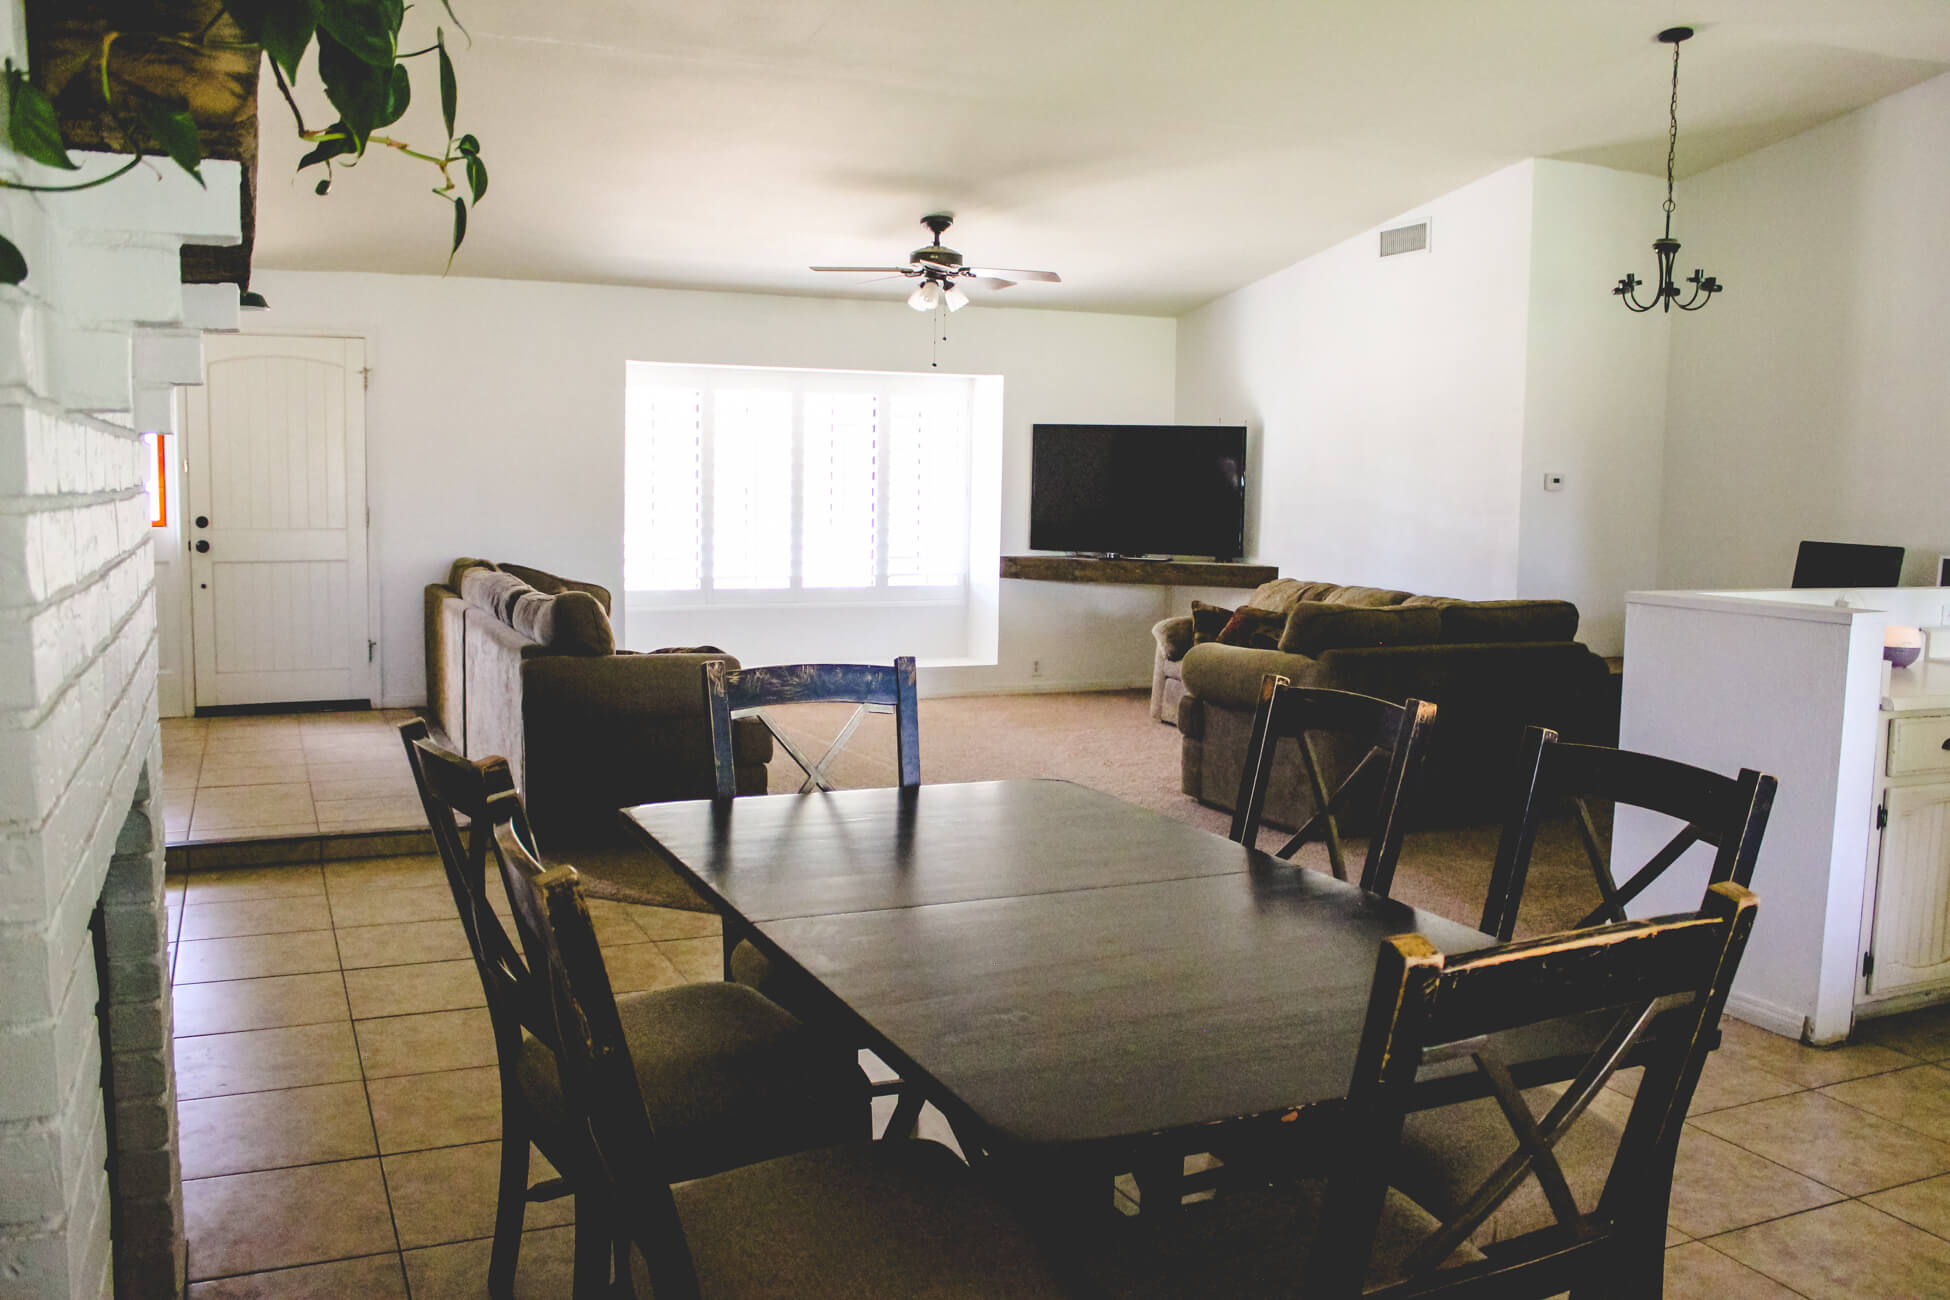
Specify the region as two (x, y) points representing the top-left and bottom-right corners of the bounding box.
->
(1030, 424), (1247, 560)
(1791, 540), (1905, 588)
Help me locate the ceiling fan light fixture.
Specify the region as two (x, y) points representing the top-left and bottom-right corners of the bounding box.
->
(942, 282), (969, 312)
(908, 280), (942, 312)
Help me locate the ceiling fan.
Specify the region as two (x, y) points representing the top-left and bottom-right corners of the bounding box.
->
(811, 214), (1061, 312)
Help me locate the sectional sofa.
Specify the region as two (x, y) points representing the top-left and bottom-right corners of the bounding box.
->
(1155, 579), (1611, 827)
(425, 559), (770, 834)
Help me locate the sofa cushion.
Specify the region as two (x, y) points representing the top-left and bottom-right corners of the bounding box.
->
(1278, 604), (1443, 657)
(447, 556), (497, 591)
(510, 588), (615, 656)
(1242, 579), (1317, 613)
(1438, 599), (1580, 643)
(1191, 600), (1235, 644)
(1322, 584), (1415, 608)
(1216, 605), (1286, 649)
(497, 562), (614, 615)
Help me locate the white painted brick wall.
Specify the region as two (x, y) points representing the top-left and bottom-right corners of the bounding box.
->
(0, 5), (242, 1290)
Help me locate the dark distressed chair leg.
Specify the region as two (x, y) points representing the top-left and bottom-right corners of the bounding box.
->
(488, 1124), (531, 1298)
(571, 1193), (613, 1298)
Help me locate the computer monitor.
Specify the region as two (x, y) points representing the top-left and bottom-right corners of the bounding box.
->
(1791, 540), (1905, 588)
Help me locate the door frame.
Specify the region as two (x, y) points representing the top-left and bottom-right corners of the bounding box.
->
(176, 331), (378, 712)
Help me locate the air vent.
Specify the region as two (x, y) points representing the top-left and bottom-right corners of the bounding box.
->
(1379, 221), (1430, 257)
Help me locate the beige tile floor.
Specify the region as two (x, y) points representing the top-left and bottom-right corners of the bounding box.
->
(164, 848), (1950, 1297)
(161, 711), (431, 843)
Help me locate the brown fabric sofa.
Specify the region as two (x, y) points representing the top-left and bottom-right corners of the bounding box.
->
(1158, 579), (1610, 828)
(425, 559), (771, 834)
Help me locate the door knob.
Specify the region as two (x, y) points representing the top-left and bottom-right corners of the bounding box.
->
(194, 540), (210, 553)
(194, 515), (209, 528)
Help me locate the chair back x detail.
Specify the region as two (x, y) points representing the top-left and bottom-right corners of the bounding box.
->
(704, 657), (920, 799)
(398, 719), (588, 1296)
(1478, 725), (1777, 941)
(1229, 674), (1437, 893)
(1314, 882), (1760, 1298)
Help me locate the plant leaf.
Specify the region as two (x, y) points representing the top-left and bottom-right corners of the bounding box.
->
(314, 177), (330, 195)
(437, 0), (471, 44)
(437, 30), (456, 140)
(298, 127), (357, 169)
(317, 31), (387, 148)
(0, 233), (27, 285)
(6, 65), (78, 170)
(136, 102), (205, 184)
(378, 63), (411, 129)
(315, 0), (404, 68)
(260, 1), (319, 83)
(464, 153), (486, 202)
(447, 194), (466, 269)
(455, 132), (478, 157)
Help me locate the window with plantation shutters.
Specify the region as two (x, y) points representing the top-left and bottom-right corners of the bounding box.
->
(624, 363), (976, 602)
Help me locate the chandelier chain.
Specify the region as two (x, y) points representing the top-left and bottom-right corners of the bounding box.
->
(1663, 39), (1680, 214)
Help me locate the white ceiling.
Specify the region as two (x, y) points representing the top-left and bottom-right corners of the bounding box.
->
(251, 0), (1950, 315)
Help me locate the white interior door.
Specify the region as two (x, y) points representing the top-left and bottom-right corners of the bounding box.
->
(185, 335), (372, 708)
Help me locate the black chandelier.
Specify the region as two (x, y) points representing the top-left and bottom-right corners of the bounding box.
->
(1614, 27), (1722, 313)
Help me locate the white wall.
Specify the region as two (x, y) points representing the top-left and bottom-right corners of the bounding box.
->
(1661, 70), (1950, 592)
(1516, 162), (1672, 655)
(237, 272), (1175, 706)
(1175, 162), (1537, 602)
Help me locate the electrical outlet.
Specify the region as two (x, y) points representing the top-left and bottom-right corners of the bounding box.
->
(1542, 472), (1565, 492)
(1031, 658), (1044, 678)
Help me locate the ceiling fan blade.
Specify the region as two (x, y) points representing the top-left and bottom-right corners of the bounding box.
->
(969, 277), (1017, 290)
(965, 267), (1061, 283)
(810, 266), (915, 274)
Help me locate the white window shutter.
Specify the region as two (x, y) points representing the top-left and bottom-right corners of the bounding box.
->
(624, 387), (702, 591)
(713, 390), (795, 589)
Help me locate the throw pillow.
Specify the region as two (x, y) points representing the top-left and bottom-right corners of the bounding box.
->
(497, 562), (615, 615)
(1190, 600), (1235, 644)
(1279, 605), (1443, 657)
(1216, 605), (1286, 649)
(549, 591), (615, 655)
(447, 557), (497, 591)
(506, 589), (615, 655)
(459, 566), (533, 621)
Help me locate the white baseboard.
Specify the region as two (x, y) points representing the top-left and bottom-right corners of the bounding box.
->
(1724, 990), (1815, 1043)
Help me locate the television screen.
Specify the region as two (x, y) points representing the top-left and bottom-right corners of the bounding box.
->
(1791, 540), (1905, 588)
(1029, 424), (1246, 560)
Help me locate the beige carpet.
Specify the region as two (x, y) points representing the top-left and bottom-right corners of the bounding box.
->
(588, 688), (1615, 938)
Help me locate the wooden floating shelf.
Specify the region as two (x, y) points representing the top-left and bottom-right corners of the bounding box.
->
(999, 555), (1278, 589)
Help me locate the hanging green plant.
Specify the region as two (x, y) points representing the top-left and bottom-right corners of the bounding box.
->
(1, 0), (486, 285)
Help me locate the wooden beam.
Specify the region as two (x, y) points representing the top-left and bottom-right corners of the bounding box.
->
(26, 0), (260, 287)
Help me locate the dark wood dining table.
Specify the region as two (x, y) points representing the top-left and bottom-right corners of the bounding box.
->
(615, 778), (1507, 1185)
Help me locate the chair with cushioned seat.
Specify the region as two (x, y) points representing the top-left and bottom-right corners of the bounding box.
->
(487, 813), (1076, 1300)
(1229, 674), (1437, 892)
(700, 657), (927, 1131)
(1088, 881), (1759, 1299)
(399, 720), (869, 1299)
(1477, 725), (1776, 942)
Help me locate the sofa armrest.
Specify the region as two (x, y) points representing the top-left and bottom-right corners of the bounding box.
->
(1153, 615), (1197, 662)
(1180, 643), (1327, 711)
(524, 652), (739, 714)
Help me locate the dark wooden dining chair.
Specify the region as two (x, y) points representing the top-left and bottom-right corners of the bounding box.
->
(1092, 881), (1758, 1299)
(1476, 725), (1777, 941)
(703, 655), (920, 799)
(698, 656), (925, 1133)
(487, 814), (1076, 1300)
(1229, 673), (1438, 895)
(398, 720), (870, 1299)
